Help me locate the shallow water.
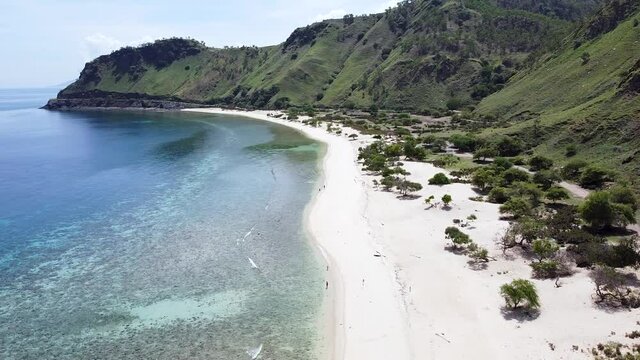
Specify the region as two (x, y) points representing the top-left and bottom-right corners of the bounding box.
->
(0, 90), (325, 359)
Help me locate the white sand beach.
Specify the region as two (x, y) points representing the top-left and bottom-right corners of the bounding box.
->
(184, 108), (639, 360)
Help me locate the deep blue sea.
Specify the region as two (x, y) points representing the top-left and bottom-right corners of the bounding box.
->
(0, 88), (325, 359)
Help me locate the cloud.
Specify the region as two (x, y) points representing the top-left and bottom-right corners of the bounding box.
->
(82, 33), (122, 61)
(81, 33), (156, 62)
(371, 0), (399, 13)
(310, 9), (347, 23)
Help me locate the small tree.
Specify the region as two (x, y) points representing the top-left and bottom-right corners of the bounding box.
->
(591, 265), (635, 307)
(425, 195), (435, 207)
(609, 185), (638, 211)
(380, 176), (396, 191)
(580, 191), (615, 229)
(581, 52), (590, 65)
(396, 179), (423, 196)
(473, 147), (498, 161)
(579, 166), (610, 189)
(533, 170), (561, 190)
(529, 156), (554, 171)
(499, 197), (533, 218)
(445, 226), (471, 248)
(500, 168), (530, 186)
(565, 144), (577, 157)
(500, 279), (540, 309)
(488, 187), (510, 203)
(472, 168), (496, 192)
(513, 217), (546, 246)
(442, 194), (453, 207)
(429, 173), (451, 185)
(561, 159), (588, 180)
(496, 225), (518, 254)
(468, 242), (490, 262)
(532, 238), (559, 263)
(546, 187), (570, 203)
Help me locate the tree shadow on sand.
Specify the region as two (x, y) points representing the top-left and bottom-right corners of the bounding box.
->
(396, 194), (421, 200)
(500, 307), (541, 322)
(467, 260), (489, 271)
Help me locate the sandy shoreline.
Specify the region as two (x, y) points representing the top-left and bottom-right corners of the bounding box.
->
(184, 108), (639, 360)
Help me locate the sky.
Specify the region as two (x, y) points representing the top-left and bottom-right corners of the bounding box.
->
(0, 0), (399, 88)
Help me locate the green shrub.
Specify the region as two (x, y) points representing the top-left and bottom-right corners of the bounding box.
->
(580, 191), (635, 229)
(565, 144), (577, 157)
(579, 166), (611, 189)
(561, 159), (588, 180)
(450, 134), (477, 152)
(495, 136), (524, 157)
(529, 156), (554, 171)
(546, 186), (570, 203)
(488, 187), (510, 203)
(493, 157), (513, 170)
(429, 173), (451, 185)
(609, 185), (638, 211)
(472, 168), (496, 192)
(445, 226), (471, 247)
(500, 279), (540, 309)
(500, 197), (533, 218)
(510, 182), (544, 206)
(533, 170), (561, 190)
(532, 239), (559, 262)
(396, 179), (423, 196)
(500, 168), (530, 186)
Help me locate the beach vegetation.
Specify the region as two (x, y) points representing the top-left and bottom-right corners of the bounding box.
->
(471, 168), (496, 192)
(493, 157), (513, 171)
(531, 238), (559, 263)
(579, 166), (611, 189)
(449, 134), (478, 152)
(468, 242), (490, 262)
(442, 194), (452, 207)
(424, 195), (435, 207)
(545, 186), (570, 203)
(473, 147), (498, 161)
(381, 176), (396, 191)
(403, 138), (426, 160)
(499, 197), (533, 218)
(565, 144), (577, 157)
(532, 170), (561, 190)
(500, 168), (530, 186)
(591, 265), (639, 308)
(513, 216), (546, 245)
(528, 155), (554, 171)
(396, 178), (423, 197)
(445, 226), (471, 248)
(500, 279), (540, 309)
(580, 191), (636, 229)
(428, 173), (451, 185)
(497, 226), (518, 254)
(488, 187), (510, 203)
(561, 159), (588, 180)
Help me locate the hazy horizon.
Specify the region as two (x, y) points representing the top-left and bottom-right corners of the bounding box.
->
(1, 0), (398, 88)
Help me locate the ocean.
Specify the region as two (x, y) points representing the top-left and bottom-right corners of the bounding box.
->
(0, 88), (325, 359)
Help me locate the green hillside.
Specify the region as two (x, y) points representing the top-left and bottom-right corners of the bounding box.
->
(474, 0), (640, 182)
(57, 0), (598, 111)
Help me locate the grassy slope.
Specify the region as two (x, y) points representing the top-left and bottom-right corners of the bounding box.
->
(59, 0), (577, 111)
(476, 9), (640, 185)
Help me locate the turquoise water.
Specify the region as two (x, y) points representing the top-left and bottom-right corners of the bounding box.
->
(0, 89), (325, 359)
